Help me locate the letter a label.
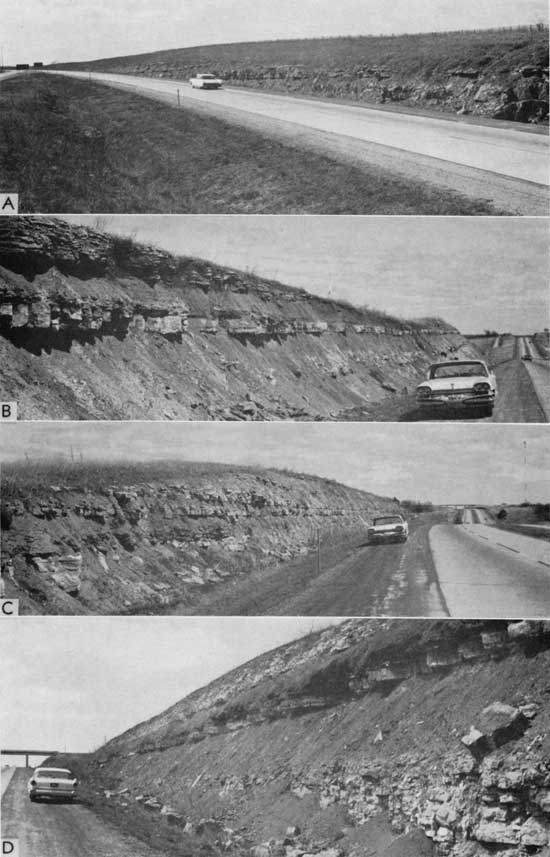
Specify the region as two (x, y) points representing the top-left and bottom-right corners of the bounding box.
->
(0, 194), (19, 214)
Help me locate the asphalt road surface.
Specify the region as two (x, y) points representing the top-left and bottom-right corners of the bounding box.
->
(522, 353), (550, 421)
(172, 515), (450, 617)
(39, 69), (549, 214)
(171, 511), (550, 618)
(430, 516), (550, 618)
(1, 768), (158, 857)
(417, 335), (547, 423)
(355, 339), (548, 423)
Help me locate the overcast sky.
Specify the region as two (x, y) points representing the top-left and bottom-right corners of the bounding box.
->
(4, 0), (548, 65)
(1, 422), (547, 504)
(63, 216), (549, 334)
(0, 617), (341, 755)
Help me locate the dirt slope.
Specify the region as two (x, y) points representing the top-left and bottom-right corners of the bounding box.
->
(48, 619), (550, 857)
(0, 217), (477, 419)
(1, 460), (398, 615)
(55, 28), (549, 123)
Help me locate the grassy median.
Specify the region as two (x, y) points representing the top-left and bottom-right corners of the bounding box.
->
(0, 74), (503, 214)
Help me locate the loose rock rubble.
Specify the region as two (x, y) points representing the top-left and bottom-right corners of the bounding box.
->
(57, 621), (550, 857)
(1, 467), (399, 613)
(0, 217), (478, 420)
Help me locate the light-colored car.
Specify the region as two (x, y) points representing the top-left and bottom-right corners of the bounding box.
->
(28, 767), (78, 802)
(189, 73), (223, 89)
(416, 360), (497, 417)
(367, 514), (409, 545)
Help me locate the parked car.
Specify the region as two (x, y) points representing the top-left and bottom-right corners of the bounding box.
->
(367, 514), (409, 545)
(189, 73), (223, 89)
(28, 767), (78, 802)
(521, 353), (533, 361)
(416, 360), (497, 417)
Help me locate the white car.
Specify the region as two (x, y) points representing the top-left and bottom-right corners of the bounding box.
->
(28, 767), (78, 802)
(417, 360), (497, 417)
(189, 73), (223, 90)
(367, 514), (409, 545)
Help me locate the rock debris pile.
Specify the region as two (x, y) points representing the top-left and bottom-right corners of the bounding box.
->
(55, 620), (550, 857)
(1, 466), (397, 614)
(0, 217), (475, 419)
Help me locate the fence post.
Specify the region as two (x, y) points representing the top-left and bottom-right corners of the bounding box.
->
(317, 526), (321, 576)
(177, 88), (180, 107)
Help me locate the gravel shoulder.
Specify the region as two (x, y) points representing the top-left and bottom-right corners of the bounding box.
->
(1, 769), (160, 857)
(169, 515), (448, 617)
(50, 71), (549, 215)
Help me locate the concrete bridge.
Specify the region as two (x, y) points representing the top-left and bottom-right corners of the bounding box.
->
(1, 749), (58, 767)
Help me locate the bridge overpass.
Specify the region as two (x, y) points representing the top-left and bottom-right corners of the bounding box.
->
(1, 749), (58, 767)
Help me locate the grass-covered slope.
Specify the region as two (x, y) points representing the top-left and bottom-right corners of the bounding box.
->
(55, 27), (549, 123)
(0, 74), (505, 214)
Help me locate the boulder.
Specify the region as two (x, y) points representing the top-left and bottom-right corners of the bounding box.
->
(520, 817), (549, 847)
(160, 804), (184, 824)
(478, 702), (528, 747)
(536, 791), (550, 814)
(461, 726), (490, 759)
(51, 571), (80, 594)
(474, 821), (520, 845)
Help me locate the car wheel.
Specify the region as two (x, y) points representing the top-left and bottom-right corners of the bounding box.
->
(29, 795), (37, 802)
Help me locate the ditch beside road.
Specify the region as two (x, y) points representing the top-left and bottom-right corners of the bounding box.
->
(1, 768), (159, 857)
(44, 70), (549, 215)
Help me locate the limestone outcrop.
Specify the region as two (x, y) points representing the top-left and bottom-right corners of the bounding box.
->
(0, 218), (476, 419)
(48, 620), (550, 857)
(1, 464), (398, 614)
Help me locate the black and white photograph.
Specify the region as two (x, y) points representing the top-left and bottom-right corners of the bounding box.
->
(1, 421), (549, 617)
(1, 0), (549, 855)
(2, 617), (550, 857)
(0, 0), (548, 214)
(0, 215), (548, 422)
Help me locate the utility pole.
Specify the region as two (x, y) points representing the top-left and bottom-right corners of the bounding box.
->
(316, 527), (321, 576)
(523, 440), (528, 503)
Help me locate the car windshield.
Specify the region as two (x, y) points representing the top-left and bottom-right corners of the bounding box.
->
(430, 362), (487, 379)
(36, 769), (73, 779)
(200, 74), (216, 79)
(373, 516), (402, 525)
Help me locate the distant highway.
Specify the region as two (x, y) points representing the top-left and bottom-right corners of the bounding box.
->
(30, 69), (550, 214)
(1, 768), (158, 857)
(428, 334), (548, 423)
(519, 337), (550, 420)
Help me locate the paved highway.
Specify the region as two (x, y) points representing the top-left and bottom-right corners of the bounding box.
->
(172, 511), (550, 618)
(48, 71), (549, 185)
(1, 768), (158, 857)
(430, 515), (550, 617)
(521, 346), (550, 421)
(34, 69), (548, 213)
(366, 338), (548, 423)
(1, 766), (16, 797)
(171, 515), (451, 617)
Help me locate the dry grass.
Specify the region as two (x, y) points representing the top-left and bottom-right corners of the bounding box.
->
(58, 26), (549, 79)
(0, 458), (259, 498)
(0, 74), (501, 214)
